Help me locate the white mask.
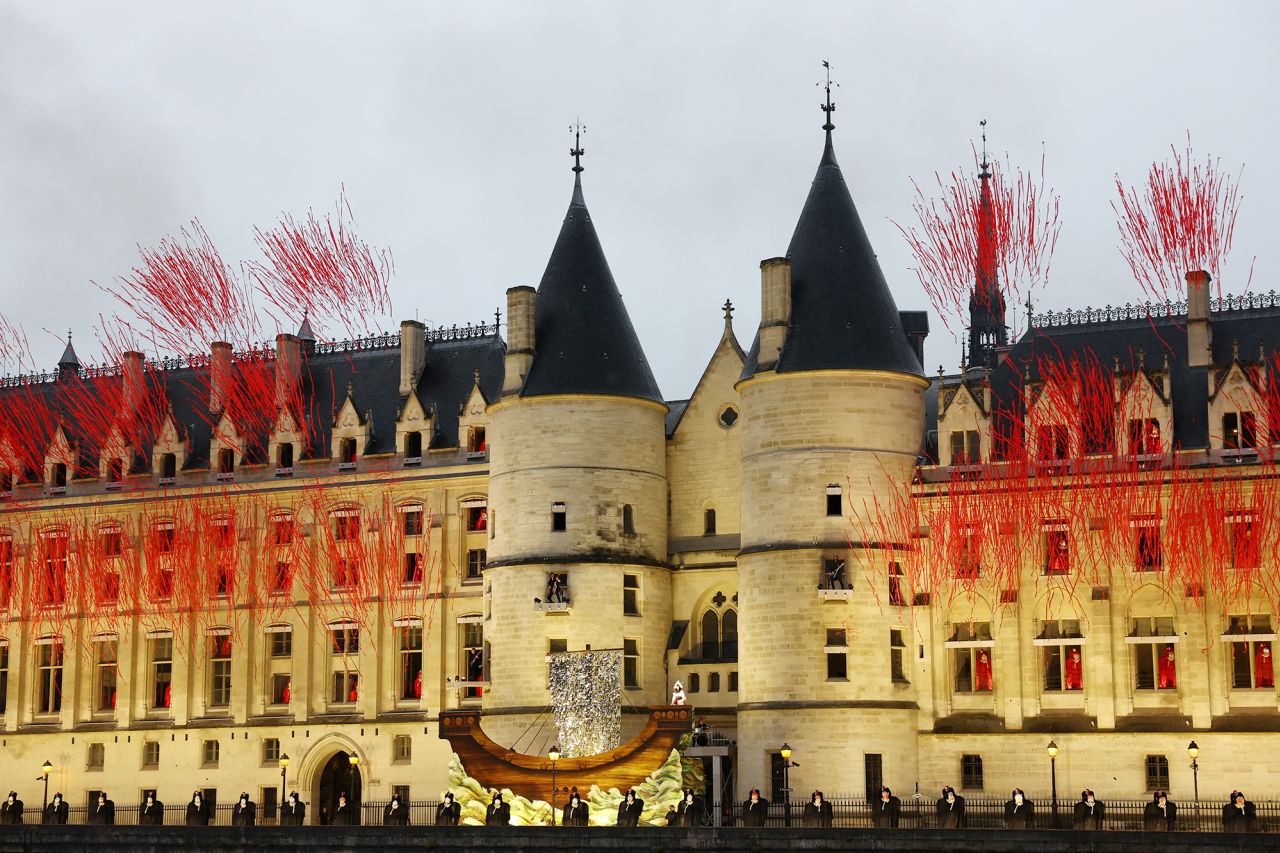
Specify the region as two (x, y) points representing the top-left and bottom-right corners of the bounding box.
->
(947, 793), (955, 803)
(1087, 797), (1095, 805)
(1014, 794), (1024, 805)
(194, 797), (201, 805)
(54, 797), (62, 805)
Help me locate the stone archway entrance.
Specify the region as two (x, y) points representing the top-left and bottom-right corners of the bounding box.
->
(314, 750), (363, 825)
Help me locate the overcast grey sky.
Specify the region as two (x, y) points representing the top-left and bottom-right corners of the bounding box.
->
(2, 1), (1276, 398)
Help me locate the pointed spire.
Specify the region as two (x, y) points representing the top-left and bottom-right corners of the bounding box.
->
(57, 329), (80, 378)
(818, 60), (839, 165)
(297, 312), (316, 342)
(968, 119), (1008, 368)
(569, 119), (586, 207)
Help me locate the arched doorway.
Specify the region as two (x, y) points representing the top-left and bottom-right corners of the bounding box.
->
(314, 750), (362, 825)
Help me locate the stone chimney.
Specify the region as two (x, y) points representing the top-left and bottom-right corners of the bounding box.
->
(502, 286), (536, 396)
(275, 333), (302, 407)
(209, 342), (232, 413)
(1186, 270), (1212, 368)
(757, 257), (791, 372)
(399, 320), (426, 397)
(122, 351), (146, 417)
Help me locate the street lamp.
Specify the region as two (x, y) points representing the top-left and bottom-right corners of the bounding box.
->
(780, 743), (795, 828)
(1046, 741), (1059, 829)
(549, 745), (561, 823)
(348, 753), (359, 820)
(40, 760), (53, 811)
(279, 753), (290, 823)
(1187, 741), (1200, 831)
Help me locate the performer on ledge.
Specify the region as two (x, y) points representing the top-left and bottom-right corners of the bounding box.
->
(676, 789), (703, 826)
(562, 788), (589, 826)
(1257, 646), (1274, 688)
(1143, 790), (1175, 831)
(88, 791), (115, 825)
(742, 788), (769, 827)
(1004, 788), (1034, 829)
(281, 792), (305, 826)
(1, 792), (22, 824)
(873, 786), (901, 828)
(232, 792), (257, 826)
(436, 792), (460, 826)
(616, 789), (643, 826)
(332, 792), (357, 825)
(383, 793), (409, 825)
(1063, 647), (1084, 690)
(1072, 789), (1104, 830)
(975, 649), (993, 691)
(185, 791), (211, 826)
(803, 791), (832, 828)
(1157, 645), (1177, 688)
(42, 792), (69, 825)
(1222, 790), (1256, 832)
(139, 793), (165, 826)
(485, 791), (510, 826)
(936, 786), (965, 828)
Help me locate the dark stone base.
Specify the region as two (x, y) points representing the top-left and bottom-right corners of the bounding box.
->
(0, 826), (1267, 852)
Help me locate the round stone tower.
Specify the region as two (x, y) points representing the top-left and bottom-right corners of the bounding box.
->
(482, 153), (672, 751)
(735, 115), (928, 797)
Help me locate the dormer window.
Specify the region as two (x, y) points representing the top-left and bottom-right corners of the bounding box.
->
(339, 438), (357, 466)
(159, 453), (176, 482)
(1037, 424), (1069, 461)
(467, 427), (487, 457)
(106, 458), (123, 487)
(52, 463), (68, 489)
(1128, 419), (1161, 456)
(217, 449), (235, 476)
(0, 471), (11, 493)
(404, 431), (423, 460)
(950, 430), (980, 466)
(277, 442), (294, 472)
(1223, 411), (1257, 450)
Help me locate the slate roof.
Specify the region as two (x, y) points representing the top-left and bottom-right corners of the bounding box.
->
(519, 174), (663, 403)
(743, 132), (924, 380)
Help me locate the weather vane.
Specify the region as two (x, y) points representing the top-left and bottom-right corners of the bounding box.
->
(818, 60), (838, 132)
(979, 118), (990, 175)
(570, 118), (586, 174)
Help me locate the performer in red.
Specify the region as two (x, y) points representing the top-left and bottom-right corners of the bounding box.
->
(163, 683), (172, 708)
(348, 677), (359, 702)
(283, 679), (292, 704)
(1157, 646), (1177, 689)
(1064, 647), (1084, 690)
(475, 509), (487, 530)
(1256, 645), (1273, 688)
(413, 670), (423, 699)
(1047, 534), (1070, 573)
(975, 650), (993, 691)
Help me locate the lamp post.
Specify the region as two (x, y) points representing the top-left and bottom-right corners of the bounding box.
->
(549, 745), (561, 824)
(1187, 741), (1200, 831)
(1046, 741), (1059, 829)
(348, 753), (359, 821)
(780, 743), (795, 828)
(40, 760), (53, 811)
(279, 753), (290, 823)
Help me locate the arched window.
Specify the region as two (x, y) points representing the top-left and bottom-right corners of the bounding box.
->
(704, 508), (716, 536)
(722, 609), (738, 659)
(701, 610), (720, 660)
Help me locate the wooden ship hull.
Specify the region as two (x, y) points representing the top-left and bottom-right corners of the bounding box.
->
(438, 705), (692, 802)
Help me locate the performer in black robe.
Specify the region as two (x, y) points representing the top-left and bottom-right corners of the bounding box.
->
(485, 792), (510, 826)
(88, 792), (116, 825)
(802, 791), (832, 827)
(139, 794), (165, 826)
(663, 805), (679, 827)
(1, 792), (22, 824)
(1143, 791), (1175, 831)
(383, 794), (409, 826)
(185, 791), (211, 826)
(741, 788), (769, 827)
(676, 789), (703, 826)
(42, 793), (69, 825)
(936, 786), (965, 828)
(1222, 790), (1256, 832)
(281, 792), (305, 826)
(435, 792), (460, 826)
(332, 792), (357, 826)
(562, 790), (589, 826)
(616, 789), (643, 826)
(1004, 789), (1034, 829)
(1072, 789), (1104, 830)
(231, 793), (256, 826)
(872, 787), (901, 828)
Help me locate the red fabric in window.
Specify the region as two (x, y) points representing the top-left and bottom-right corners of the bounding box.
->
(1257, 646), (1274, 687)
(975, 650), (993, 691)
(1064, 647), (1083, 690)
(1157, 646), (1176, 688)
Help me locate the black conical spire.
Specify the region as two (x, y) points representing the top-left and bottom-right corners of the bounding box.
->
(57, 329), (80, 379)
(518, 125), (662, 402)
(743, 66), (922, 380)
(968, 119), (1008, 367)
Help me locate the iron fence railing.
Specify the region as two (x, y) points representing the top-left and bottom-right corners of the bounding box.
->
(21, 796), (1279, 831)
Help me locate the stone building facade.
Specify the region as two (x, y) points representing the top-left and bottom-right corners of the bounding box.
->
(0, 116), (1277, 821)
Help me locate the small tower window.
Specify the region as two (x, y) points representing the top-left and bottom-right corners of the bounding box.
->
(622, 504), (635, 536)
(405, 431), (422, 459)
(704, 508), (717, 536)
(218, 449), (235, 475)
(826, 484), (842, 517)
(160, 453), (176, 480)
(551, 502), (566, 532)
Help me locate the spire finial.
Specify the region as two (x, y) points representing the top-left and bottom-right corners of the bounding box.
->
(722, 299), (734, 322)
(570, 118), (586, 175)
(818, 60), (838, 135)
(979, 118), (990, 176)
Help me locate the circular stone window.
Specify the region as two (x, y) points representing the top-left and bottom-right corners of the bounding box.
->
(718, 405), (740, 429)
